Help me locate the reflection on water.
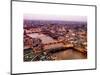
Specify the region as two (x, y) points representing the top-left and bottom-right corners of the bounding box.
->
(24, 48), (87, 61)
(50, 49), (87, 60)
(27, 33), (56, 44)
(25, 33), (87, 61)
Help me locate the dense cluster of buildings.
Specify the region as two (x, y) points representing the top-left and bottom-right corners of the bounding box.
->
(24, 20), (87, 61)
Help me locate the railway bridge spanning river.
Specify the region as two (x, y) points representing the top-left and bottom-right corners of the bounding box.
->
(24, 33), (87, 61)
(24, 33), (86, 54)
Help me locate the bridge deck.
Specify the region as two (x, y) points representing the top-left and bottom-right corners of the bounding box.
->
(24, 41), (86, 54)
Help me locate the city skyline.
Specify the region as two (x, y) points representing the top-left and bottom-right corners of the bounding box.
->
(24, 19), (87, 27)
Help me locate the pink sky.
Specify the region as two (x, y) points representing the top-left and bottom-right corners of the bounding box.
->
(24, 14), (87, 22)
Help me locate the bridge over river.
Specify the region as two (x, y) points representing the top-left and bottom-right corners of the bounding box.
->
(24, 33), (86, 54)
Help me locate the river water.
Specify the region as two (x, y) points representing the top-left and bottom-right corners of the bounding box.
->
(50, 49), (87, 60)
(27, 33), (87, 60)
(27, 33), (56, 44)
